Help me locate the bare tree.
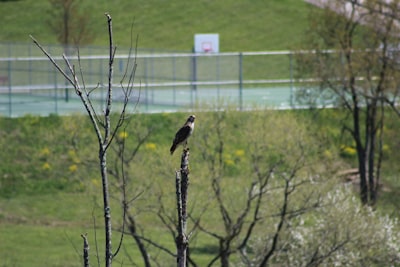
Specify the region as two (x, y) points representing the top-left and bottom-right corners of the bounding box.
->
(296, 0), (400, 205)
(47, 0), (95, 102)
(47, 0), (94, 48)
(189, 110), (323, 267)
(31, 13), (136, 267)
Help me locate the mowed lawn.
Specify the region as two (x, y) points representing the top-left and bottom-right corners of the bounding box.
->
(0, 0), (312, 51)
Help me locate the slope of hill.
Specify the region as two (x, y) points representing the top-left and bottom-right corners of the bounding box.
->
(0, 0), (313, 51)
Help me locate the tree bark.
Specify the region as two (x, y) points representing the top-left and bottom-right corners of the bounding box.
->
(81, 233), (89, 267)
(100, 148), (113, 266)
(176, 148), (190, 267)
(103, 13), (114, 267)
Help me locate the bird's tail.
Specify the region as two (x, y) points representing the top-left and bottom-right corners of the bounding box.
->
(170, 144), (177, 155)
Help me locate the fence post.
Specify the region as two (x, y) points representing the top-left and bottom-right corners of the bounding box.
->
(216, 53), (220, 102)
(238, 52), (243, 111)
(28, 44), (33, 88)
(54, 67), (58, 115)
(7, 44), (12, 117)
(144, 56), (149, 111)
(64, 45), (70, 103)
(289, 52), (294, 107)
(191, 48), (197, 93)
(173, 55), (177, 107)
(190, 50), (197, 109)
(150, 51), (155, 105)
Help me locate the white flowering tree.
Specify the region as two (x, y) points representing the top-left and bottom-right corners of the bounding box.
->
(257, 187), (400, 266)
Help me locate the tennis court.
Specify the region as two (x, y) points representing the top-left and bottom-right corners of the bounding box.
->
(0, 85), (297, 117)
(1, 47), (309, 117)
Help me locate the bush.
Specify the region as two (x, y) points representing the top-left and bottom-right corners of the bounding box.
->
(249, 186), (400, 266)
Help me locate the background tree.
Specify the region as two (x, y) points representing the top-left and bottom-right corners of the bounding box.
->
(295, 0), (400, 205)
(47, 0), (94, 48)
(47, 0), (95, 101)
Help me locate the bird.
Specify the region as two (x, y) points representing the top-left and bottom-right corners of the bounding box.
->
(170, 115), (196, 155)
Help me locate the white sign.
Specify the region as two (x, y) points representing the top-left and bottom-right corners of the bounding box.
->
(194, 34), (219, 53)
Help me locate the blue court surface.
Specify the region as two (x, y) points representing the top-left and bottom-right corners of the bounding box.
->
(0, 86), (299, 117)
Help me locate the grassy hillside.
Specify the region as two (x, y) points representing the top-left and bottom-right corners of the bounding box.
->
(0, 0), (312, 51)
(0, 109), (399, 266)
(2, 1), (400, 266)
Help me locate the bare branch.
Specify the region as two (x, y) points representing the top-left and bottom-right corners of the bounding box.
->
(259, 177), (291, 266)
(125, 214), (152, 267)
(30, 35), (75, 86)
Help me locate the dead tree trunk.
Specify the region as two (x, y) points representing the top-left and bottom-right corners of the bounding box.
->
(81, 233), (89, 267)
(176, 148), (190, 267)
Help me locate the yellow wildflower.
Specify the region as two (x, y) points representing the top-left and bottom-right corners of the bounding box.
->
(323, 149), (333, 159)
(91, 178), (100, 188)
(340, 145), (357, 158)
(39, 147), (50, 157)
(382, 144), (390, 153)
(68, 164), (78, 172)
(118, 131), (129, 140)
(145, 142), (156, 150)
(68, 150), (81, 164)
(224, 159), (235, 166)
(42, 162), (51, 170)
(234, 149), (245, 157)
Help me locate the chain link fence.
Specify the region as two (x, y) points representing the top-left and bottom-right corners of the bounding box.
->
(0, 42), (299, 117)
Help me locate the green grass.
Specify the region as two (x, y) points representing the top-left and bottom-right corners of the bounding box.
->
(0, 109), (399, 266)
(1, 1), (400, 266)
(0, 191), (216, 266)
(0, 0), (312, 51)
(1, 224), (81, 267)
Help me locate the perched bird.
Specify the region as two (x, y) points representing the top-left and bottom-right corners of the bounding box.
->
(170, 115), (196, 155)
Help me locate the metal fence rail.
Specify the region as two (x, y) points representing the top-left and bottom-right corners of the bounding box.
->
(0, 42), (299, 117)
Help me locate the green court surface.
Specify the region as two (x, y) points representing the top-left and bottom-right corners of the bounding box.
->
(0, 86), (297, 117)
